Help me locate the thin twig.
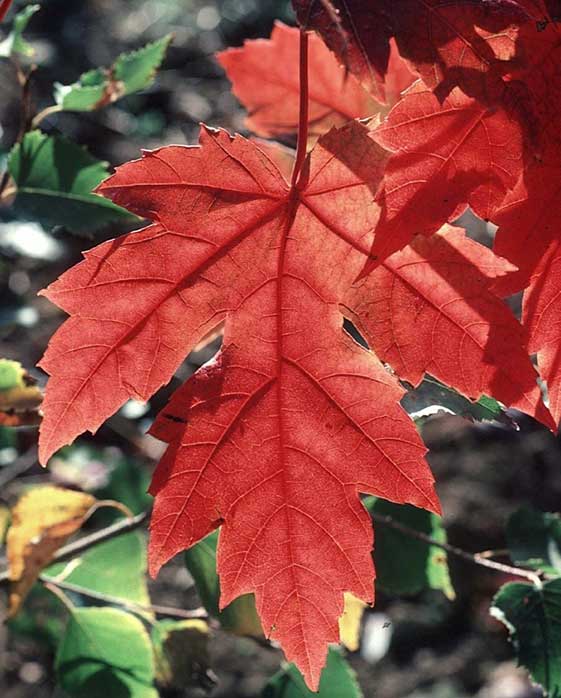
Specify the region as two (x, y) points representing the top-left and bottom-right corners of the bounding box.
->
(39, 574), (208, 621)
(42, 581), (75, 613)
(31, 104), (62, 130)
(0, 510), (149, 585)
(370, 511), (543, 587)
(0, 447), (38, 490)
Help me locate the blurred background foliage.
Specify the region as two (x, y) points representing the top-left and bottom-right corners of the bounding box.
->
(1, 1), (561, 697)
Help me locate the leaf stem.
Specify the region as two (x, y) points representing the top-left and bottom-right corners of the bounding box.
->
(31, 104), (62, 130)
(370, 511), (543, 587)
(290, 27), (309, 190)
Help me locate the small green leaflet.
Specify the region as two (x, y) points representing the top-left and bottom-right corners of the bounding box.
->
(263, 648), (363, 698)
(55, 607), (158, 698)
(45, 532), (151, 611)
(184, 529), (263, 637)
(364, 497), (455, 599)
(0, 4), (39, 58)
(507, 507), (561, 576)
(54, 35), (172, 111)
(8, 131), (137, 233)
(491, 580), (561, 696)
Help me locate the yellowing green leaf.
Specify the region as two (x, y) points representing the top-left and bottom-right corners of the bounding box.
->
(7, 486), (96, 617)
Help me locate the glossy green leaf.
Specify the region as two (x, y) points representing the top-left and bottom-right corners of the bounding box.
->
(8, 131), (137, 233)
(54, 35), (172, 111)
(185, 529), (263, 637)
(364, 497), (455, 599)
(507, 507), (561, 576)
(55, 607), (157, 698)
(402, 376), (503, 423)
(151, 619), (211, 690)
(491, 579), (561, 696)
(0, 4), (39, 58)
(263, 647), (362, 698)
(45, 532), (150, 609)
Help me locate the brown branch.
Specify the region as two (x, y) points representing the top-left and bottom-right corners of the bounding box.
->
(370, 511), (543, 587)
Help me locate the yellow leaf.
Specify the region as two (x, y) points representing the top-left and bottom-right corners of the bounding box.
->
(339, 592), (367, 652)
(7, 485), (96, 617)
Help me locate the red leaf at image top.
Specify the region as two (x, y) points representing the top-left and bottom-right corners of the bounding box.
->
(38, 121), (440, 689)
(217, 21), (374, 138)
(292, 0), (527, 100)
(217, 22), (416, 138)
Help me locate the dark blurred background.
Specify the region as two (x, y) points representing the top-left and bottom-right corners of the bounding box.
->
(1, 2), (561, 697)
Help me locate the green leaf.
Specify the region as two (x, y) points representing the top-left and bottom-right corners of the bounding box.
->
(0, 4), (39, 58)
(151, 619), (211, 690)
(491, 579), (561, 696)
(8, 131), (137, 233)
(54, 35), (172, 111)
(507, 507), (561, 576)
(263, 647), (363, 698)
(185, 529), (263, 637)
(364, 497), (455, 599)
(55, 607), (157, 698)
(402, 376), (503, 423)
(45, 532), (151, 610)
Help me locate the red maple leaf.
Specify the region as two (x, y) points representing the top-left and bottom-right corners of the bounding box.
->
(217, 21), (375, 138)
(491, 160), (561, 296)
(363, 81), (524, 266)
(347, 225), (554, 428)
(38, 121), (440, 688)
(292, 0), (527, 100)
(523, 239), (561, 424)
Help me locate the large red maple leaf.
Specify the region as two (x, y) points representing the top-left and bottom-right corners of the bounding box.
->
(38, 121), (441, 688)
